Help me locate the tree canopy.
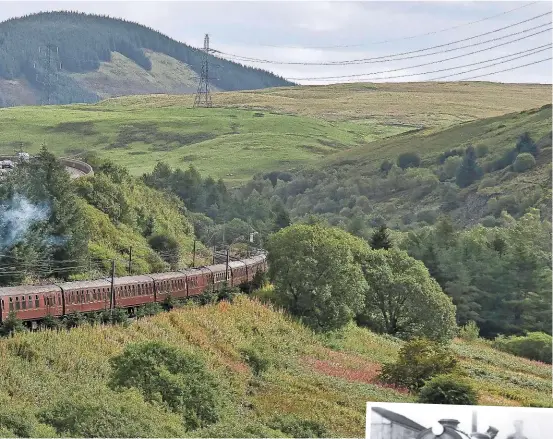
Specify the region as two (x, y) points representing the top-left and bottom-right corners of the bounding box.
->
(358, 248), (457, 342)
(267, 224), (368, 331)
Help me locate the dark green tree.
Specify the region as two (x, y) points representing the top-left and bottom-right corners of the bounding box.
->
(516, 132), (539, 157)
(455, 145), (483, 188)
(370, 225), (392, 250)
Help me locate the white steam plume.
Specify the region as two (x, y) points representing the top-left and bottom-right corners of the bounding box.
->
(0, 194), (50, 251)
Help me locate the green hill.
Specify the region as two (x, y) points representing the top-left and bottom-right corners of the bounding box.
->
(248, 104), (552, 228)
(0, 11), (292, 107)
(0, 297), (550, 438)
(0, 82), (550, 185)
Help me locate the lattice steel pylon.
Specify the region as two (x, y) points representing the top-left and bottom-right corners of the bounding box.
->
(193, 34), (212, 108)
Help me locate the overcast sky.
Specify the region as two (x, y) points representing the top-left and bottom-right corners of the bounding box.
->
(368, 403), (553, 439)
(1, 1), (552, 84)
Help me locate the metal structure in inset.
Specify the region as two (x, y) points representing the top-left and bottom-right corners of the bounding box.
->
(193, 34), (213, 108)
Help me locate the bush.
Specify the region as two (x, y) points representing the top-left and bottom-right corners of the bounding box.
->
(493, 332), (552, 364)
(380, 159), (393, 174)
(513, 153), (536, 173)
(109, 341), (221, 430)
(475, 144), (489, 158)
(38, 389), (186, 437)
(458, 321), (480, 341)
(483, 148), (517, 173)
(438, 148), (464, 164)
(397, 152), (421, 169)
(62, 312), (86, 329)
(378, 338), (458, 391)
(0, 395), (56, 438)
(148, 233), (180, 268)
(443, 156), (463, 179)
(416, 209), (439, 225)
(240, 345), (273, 376)
(417, 374), (478, 405)
(268, 414), (328, 438)
(0, 311), (27, 336)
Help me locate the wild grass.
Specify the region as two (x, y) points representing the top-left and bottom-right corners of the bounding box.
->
(0, 297), (550, 437)
(0, 104), (406, 185)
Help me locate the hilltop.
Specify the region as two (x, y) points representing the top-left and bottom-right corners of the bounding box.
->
(0, 82), (550, 185)
(0, 11), (292, 107)
(0, 297), (550, 437)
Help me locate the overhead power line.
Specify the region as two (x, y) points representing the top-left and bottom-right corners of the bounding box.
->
(211, 13), (552, 66)
(434, 56), (553, 81)
(301, 44), (551, 82)
(287, 36), (552, 81)
(240, 1), (541, 49)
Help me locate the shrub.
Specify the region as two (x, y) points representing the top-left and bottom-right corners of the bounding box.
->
(416, 209), (439, 225)
(136, 302), (162, 318)
(240, 345), (273, 376)
(397, 152), (421, 169)
(0, 311), (27, 336)
(38, 389), (186, 437)
(483, 148), (517, 173)
(378, 338), (458, 391)
(62, 312), (86, 329)
(513, 153), (536, 173)
(443, 156), (463, 179)
(458, 321), (480, 341)
(269, 414), (328, 438)
(516, 132), (539, 157)
(493, 332), (552, 364)
(475, 144), (489, 158)
(0, 396), (56, 438)
(148, 233), (180, 268)
(418, 374), (478, 405)
(380, 159), (393, 173)
(109, 341), (221, 430)
(438, 148), (464, 164)
(41, 314), (62, 330)
(480, 216), (501, 228)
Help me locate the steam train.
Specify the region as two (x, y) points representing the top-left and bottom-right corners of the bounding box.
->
(0, 254), (267, 327)
(416, 419), (498, 439)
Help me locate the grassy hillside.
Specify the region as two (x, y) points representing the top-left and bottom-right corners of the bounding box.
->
(0, 82), (550, 185)
(0, 297), (550, 438)
(0, 103), (411, 185)
(256, 104), (552, 228)
(106, 82), (552, 128)
(0, 11), (291, 107)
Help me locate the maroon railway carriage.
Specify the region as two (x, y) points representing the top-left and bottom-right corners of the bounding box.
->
(206, 263), (230, 291)
(0, 284), (63, 324)
(110, 275), (155, 309)
(242, 255), (267, 282)
(150, 272), (187, 302)
(228, 260), (248, 287)
(182, 267), (214, 297)
(57, 279), (112, 315)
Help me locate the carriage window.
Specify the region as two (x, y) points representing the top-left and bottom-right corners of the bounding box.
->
(21, 296), (27, 310)
(9, 298), (13, 311)
(35, 295), (39, 308)
(0, 299), (3, 310)
(15, 297), (20, 310)
(28, 296), (33, 308)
